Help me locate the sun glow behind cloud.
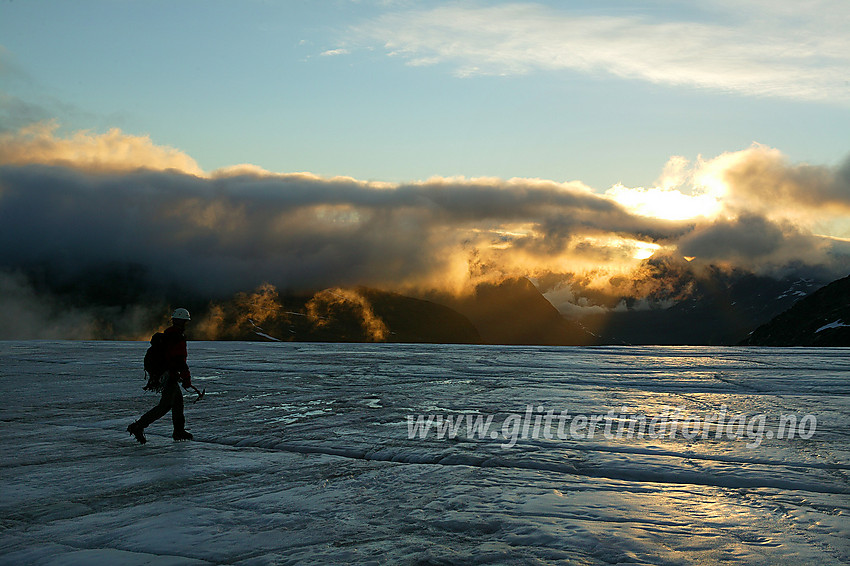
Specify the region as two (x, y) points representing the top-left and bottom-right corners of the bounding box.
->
(605, 184), (724, 221)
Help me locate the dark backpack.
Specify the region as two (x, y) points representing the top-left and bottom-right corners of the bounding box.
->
(143, 332), (170, 392)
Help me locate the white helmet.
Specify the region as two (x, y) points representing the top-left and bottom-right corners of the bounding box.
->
(172, 308), (191, 321)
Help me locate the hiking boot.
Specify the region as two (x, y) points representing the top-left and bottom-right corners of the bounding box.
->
(128, 422), (146, 445)
(173, 430), (193, 441)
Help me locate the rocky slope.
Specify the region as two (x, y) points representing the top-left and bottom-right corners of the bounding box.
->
(739, 274), (850, 346)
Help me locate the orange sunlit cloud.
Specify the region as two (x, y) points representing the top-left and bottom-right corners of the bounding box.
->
(0, 122), (205, 175)
(0, 124), (847, 315)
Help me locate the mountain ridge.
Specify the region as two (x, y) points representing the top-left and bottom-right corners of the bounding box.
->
(739, 273), (850, 346)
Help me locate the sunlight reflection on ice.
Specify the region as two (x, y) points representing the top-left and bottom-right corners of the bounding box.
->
(0, 342), (847, 564)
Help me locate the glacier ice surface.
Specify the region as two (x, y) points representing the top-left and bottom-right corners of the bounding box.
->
(1, 341), (848, 564)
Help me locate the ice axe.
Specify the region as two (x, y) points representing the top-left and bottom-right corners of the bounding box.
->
(187, 384), (205, 403)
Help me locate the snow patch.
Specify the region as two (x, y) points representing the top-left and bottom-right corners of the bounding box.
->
(815, 320), (849, 333)
(248, 318), (281, 341)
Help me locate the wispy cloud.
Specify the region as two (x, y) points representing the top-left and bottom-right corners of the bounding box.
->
(320, 48), (351, 57)
(354, 1), (850, 103)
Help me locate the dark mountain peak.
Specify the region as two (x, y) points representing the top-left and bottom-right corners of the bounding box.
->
(740, 273), (850, 346)
(435, 277), (596, 345)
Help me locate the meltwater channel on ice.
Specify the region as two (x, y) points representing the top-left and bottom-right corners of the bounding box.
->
(1, 341), (848, 565)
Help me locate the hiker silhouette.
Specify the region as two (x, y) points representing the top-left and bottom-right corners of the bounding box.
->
(128, 308), (194, 444)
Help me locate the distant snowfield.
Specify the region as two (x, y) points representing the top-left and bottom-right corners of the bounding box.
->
(1, 342), (848, 565)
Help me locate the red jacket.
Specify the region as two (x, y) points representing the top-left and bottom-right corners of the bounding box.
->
(163, 325), (191, 386)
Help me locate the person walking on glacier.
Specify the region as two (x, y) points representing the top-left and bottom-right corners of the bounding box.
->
(128, 308), (195, 444)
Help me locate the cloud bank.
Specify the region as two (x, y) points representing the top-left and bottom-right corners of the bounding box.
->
(0, 125), (848, 328)
(353, 1), (850, 103)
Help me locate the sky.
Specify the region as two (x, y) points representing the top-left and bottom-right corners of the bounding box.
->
(1, 0), (849, 329)
(2, 0), (849, 187)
